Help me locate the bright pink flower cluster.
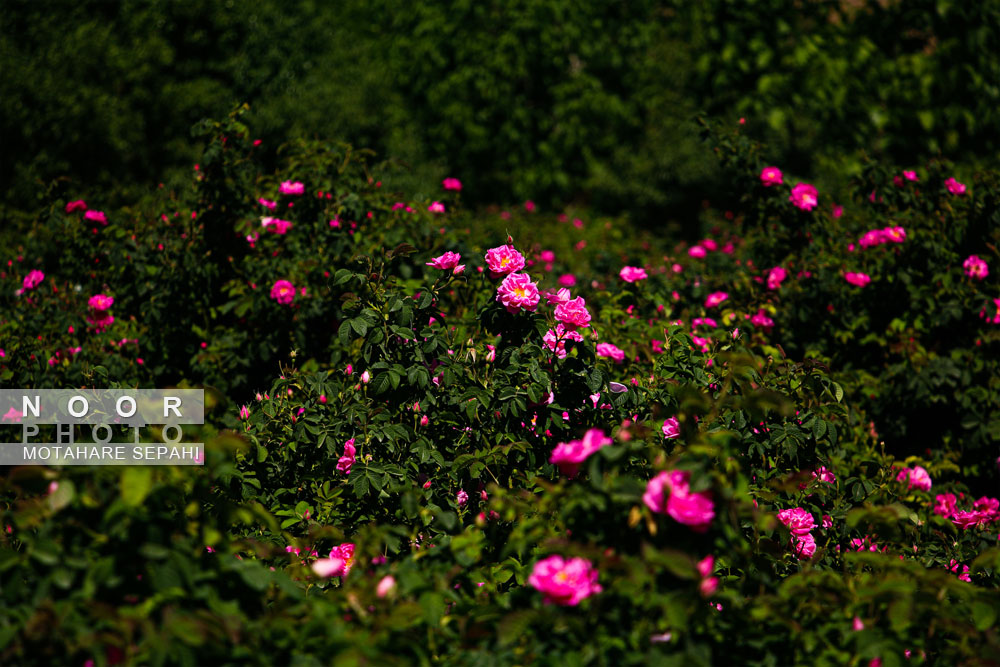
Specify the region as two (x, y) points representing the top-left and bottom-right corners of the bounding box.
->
(22, 270), (44, 291)
(766, 266), (787, 290)
(496, 272), (540, 313)
(619, 266), (648, 283)
(643, 469), (715, 532)
(336, 438), (356, 475)
(951, 496), (1000, 530)
(84, 210), (108, 224)
(442, 177), (462, 191)
(88, 294), (114, 311)
(426, 251), (464, 273)
(554, 296), (591, 329)
(944, 177), (966, 195)
(86, 294), (115, 330)
(549, 429), (612, 477)
(789, 183), (818, 211)
(857, 226), (906, 248)
(704, 291), (728, 308)
(270, 280), (296, 305)
(595, 342), (625, 362)
(262, 217), (293, 234)
(896, 465), (932, 491)
(750, 309), (775, 330)
(485, 244), (525, 276)
(948, 559), (971, 582)
(528, 555), (602, 606)
(963, 255), (989, 280)
(279, 180), (304, 195)
(778, 508), (816, 559)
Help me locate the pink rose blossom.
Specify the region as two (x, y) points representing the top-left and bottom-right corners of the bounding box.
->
(896, 465), (932, 491)
(496, 272), (540, 313)
(812, 467), (836, 484)
(751, 309), (775, 330)
(279, 181), (304, 195)
(427, 201), (446, 214)
(457, 489), (469, 506)
(258, 197), (277, 210)
(376, 575), (397, 598)
(619, 266), (648, 283)
(688, 245), (707, 258)
(528, 555), (602, 606)
(543, 324), (583, 359)
(22, 270), (44, 290)
(554, 296), (591, 329)
(789, 183), (818, 211)
(558, 273), (577, 287)
(944, 177), (966, 195)
(963, 255), (989, 280)
(270, 280), (296, 305)
(84, 210), (107, 224)
(442, 177), (462, 191)
(777, 508), (815, 536)
(760, 166), (783, 187)
(549, 429), (612, 477)
(485, 245), (526, 277)
(595, 342), (625, 362)
(766, 266), (787, 290)
(704, 291), (728, 308)
(312, 555), (346, 578)
(661, 417), (680, 439)
(544, 288), (572, 305)
(262, 217), (293, 234)
(88, 294), (114, 311)
(643, 469), (715, 532)
(65, 200), (87, 213)
(933, 493), (958, 519)
(844, 272), (871, 287)
(426, 251), (463, 271)
(337, 438), (356, 475)
(792, 533), (817, 559)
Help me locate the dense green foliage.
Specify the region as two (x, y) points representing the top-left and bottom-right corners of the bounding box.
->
(1, 108), (998, 664)
(3, 0), (998, 226)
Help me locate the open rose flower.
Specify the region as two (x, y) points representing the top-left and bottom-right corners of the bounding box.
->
(337, 438), (356, 475)
(485, 245), (526, 277)
(554, 296), (591, 329)
(84, 210), (108, 224)
(270, 280), (296, 305)
(549, 429), (612, 476)
(766, 266), (787, 290)
(496, 272), (540, 313)
(944, 177), (966, 195)
(22, 270), (45, 291)
(261, 217), (293, 234)
(789, 183), (818, 211)
(279, 180), (304, 195)
(777, 508), (815, 536)
(643, 469), (715, 532)
(442, 177), (462, 191)
(543, 324), (584, 359)
(896, 465), (932, 491)
(844, 272), (870, 287)
(792, 533), (817, 559)
(704, 291), (728, 308)
(595, 342), (625, 362)
(963, 255), (989, 280)
(528, 555), (602, 606)
(620, 266), (648, 283)
(544, 288), (572, 305)
(426, 251), (463, 272)
(65, 200), (87, 213)
(760, 166), (783, 187)
(427, 201), (446, 213)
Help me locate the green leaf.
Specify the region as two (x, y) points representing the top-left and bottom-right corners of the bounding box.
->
(121, 467), (153, 506)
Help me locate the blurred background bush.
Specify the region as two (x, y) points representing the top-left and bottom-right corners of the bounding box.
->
(3, 0), (998, 230)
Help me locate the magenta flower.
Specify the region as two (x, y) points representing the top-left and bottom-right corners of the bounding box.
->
(844, 272), (871, 287)
(427, 201), (446, 214)
(792, 533), (817, 559)
(760, 166), (783, 187)
(944, 177), (966, 195)
(457, 489), (469, 506)
(337, 438), (356, 475)
(883, 226), (906, 243)
(554, 296), (591, 329)
(558, 273), (577, 287)
(376, 575), (397, 598)
(270, 280), (296, 305)
(812, 467), (836, 484)
(262, 217), (293, 234)
(88, 294), (114, 311)
(933, 493), (958, 519)
(442, 177), (462, 191)
(596, 342), (625, 362)
(544, 288), (572, 305)
(643, 469), (715, 532)
(65, 200), (87, 213)
(750, 309), (775, 330)
(84, 210), (107, 224)
(426, 251), (462, 271)
(619, 266), (648, 283)
(688, 245), (707, 258)
(789, 183), (818, 211)
(661, 417), (680, 439)
(279, 180), (304, 195)
(528, 555), (602, 606)
(963, 255), (989, 280)
(485, 244), (526, 277)
(258, 197), (277, 210)
(896, 465), (932, 491)
(777, 508), (815, 536)
(766, 266), (787, 290)
(543, 324), (583, 359)
(496, 272), (540, 313)
(903, 170), (919, 182)
(22, 270), (45, 291)
(549, 429), (612, 477)
(704, 291), (728, 308)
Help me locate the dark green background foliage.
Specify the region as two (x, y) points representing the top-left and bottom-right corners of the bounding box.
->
(2, 0), (998, 225)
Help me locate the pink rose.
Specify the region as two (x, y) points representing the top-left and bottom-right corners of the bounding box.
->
(485, 245), (526, 277)
(270, 280), (296, 305)
(279, 180), (305, 195)
(792, 533), (817, 559)
(933, 493), (957, 519)
(944, 177), (966, 195)
(549, 429), (612, 477)
(554, 296), (591, 329)
(337, 438), (356, 475)
(88, 294), (114, 311)
(844, 272), (871, 287)
(442, 177), (462, 191)
(704, 291), (728, 308)
(963, 255), (989, 280)
(427, 201), (446, 214)
(376, 575), (397, 598)
(543, 324), (583, 359)
(258, 198), (277, 210)
(558, 273), (577, 287)
(688, 245), (707, 258)
(643, 469), (715, 532)
(22, 270), (45, 291)
(528, 555), (602, 606)
(84, 210), (107, 224)
(760, 166), (783, 187)
(426, 251), (462, 271)
(262, 217), (293, 234)
(495, 272), (540, 313)
(65, 200), (87, 213)
(766, 266), (787, 291)
(661, 417), (680, 439)
(789, 183), (818, 211)
(619, 266), (648, 283)
(896, 465), (932, 491)
(544, 288), (572, 305)
(903, 170), (919, 182)
(777, 508), (815, 536)
(595, 342), (625, 362)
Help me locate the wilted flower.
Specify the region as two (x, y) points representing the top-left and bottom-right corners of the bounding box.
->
(528, 555), (602, 606)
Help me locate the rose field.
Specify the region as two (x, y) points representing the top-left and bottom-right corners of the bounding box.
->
(2, 2), (1000, 666)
